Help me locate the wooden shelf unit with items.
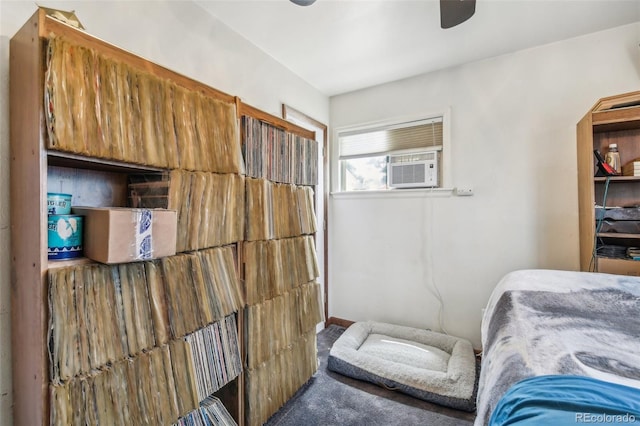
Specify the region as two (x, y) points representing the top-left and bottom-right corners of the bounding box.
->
(577, 90), (640, 276)
(238, 103), (323, 426)
(10, 8), (321, 426)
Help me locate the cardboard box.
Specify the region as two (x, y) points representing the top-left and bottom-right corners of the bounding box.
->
(72, 207), (177, 264)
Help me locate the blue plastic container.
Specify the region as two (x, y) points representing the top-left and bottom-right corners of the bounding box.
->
(47, 193), (72, 215)
(48, 215), (83, 260)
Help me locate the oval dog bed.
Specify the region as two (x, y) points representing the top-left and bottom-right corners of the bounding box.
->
(327, 321), (478, 412)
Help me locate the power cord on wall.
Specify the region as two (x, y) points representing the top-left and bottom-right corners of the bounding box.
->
(590, 176), (611, 272)
(423, 188), (449, 335)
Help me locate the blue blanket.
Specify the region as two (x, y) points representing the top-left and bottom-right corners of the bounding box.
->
(490, 375), (640, 425)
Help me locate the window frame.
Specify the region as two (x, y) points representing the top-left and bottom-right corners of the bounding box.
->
(332, 109), (451, 194)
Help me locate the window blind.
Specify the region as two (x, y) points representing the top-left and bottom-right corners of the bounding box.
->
(339, 117), (443, 159)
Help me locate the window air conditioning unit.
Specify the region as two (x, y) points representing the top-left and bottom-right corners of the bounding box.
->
(388, 151), (438, 188)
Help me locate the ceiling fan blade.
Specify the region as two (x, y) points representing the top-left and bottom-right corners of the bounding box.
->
(440, 0), (476, 29)
(290, 0), (317, 6)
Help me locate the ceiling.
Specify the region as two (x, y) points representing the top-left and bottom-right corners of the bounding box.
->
(196, 0), (640, 96)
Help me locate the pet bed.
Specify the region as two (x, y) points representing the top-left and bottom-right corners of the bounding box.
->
(327, 321), (478, 411)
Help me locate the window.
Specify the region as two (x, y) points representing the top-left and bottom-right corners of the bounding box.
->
(338, 116), (444, 191)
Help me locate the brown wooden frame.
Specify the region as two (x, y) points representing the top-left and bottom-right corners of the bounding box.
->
(10, 11), (50, 426)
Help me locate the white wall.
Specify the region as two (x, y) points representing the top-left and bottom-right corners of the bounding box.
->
(329, 22), (640, 349)
(0, 1), (329, 423)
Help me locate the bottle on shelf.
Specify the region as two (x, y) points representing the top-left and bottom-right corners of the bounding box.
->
(604, 143), (621, 175)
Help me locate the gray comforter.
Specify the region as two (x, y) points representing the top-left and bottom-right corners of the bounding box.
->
(475, 269), (640, 425)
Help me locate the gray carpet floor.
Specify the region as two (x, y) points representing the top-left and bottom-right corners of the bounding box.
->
(264, 325), (477, 426)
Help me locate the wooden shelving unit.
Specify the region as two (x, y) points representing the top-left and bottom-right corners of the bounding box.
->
(10, 8), (319, 426)
(238, 110), (321, 426)
(577, 90), (640, 276)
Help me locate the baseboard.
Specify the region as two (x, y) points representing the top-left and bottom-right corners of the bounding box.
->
(326, 316), (355, 328)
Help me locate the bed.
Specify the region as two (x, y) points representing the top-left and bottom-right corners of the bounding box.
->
(476, 269), (640, 425)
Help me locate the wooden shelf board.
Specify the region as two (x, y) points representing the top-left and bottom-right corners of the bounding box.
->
(596, 257), (640, 276)
(48, 150), (165, 174)
(597, 232), (640, 239)
(48, 257), (94, 269)
(239, 103), (316, 140)
(592, 107), (640, 132)
(594, 175), (640, 182)
(592, 91), (640, 112)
